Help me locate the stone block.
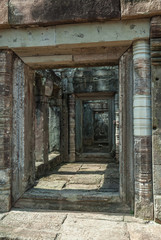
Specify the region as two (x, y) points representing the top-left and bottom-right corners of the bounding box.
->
(153, 165), (161, 195)
(0, 0), (9, 27)
(9, 0), (120, 26)
(121, 0), (161, 19)
(0, 192), (11, 212)
(0, 169), (11, 191)
(153, 133), (161, 165)
(151, 16), (161, 38)
(154, 195), (161, 223)
(135, 201), (154, 220)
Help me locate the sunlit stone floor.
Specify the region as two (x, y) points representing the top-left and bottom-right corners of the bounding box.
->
(34, 162), (119, 192)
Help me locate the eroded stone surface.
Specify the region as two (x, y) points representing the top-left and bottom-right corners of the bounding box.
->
(121, 0), (161, 19)
(9, 0), (120, 26)
(0, 0), (8, 27)
(0, 209), (160, 240)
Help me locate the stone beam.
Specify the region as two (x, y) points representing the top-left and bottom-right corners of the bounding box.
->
(0, 20), (150, 68)
(20, 51), (128, 69)
(0, 20), (149, 49)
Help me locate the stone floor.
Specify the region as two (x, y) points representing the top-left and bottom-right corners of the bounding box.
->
(0, 209), (161, 240)
(14, 162), (126, 213)
(35, 162), (119, 192)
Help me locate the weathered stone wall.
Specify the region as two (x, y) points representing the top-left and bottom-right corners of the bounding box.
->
(49, 105), (60, 153)
(34, 74), (49, 164)
(0, 51), (13, 212)
(0, 50), (35, 210)
(12, 56), (35, 204)
(8, 0), (120, 26)
(73, 67), (118, 94)
(0, 0), (160, 28)
(56, 67), (118, 94)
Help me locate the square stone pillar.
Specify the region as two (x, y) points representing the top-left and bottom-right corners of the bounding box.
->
(133, 40), (153, 219)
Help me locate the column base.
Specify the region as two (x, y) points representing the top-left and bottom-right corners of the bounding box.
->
(135, 201), (154, 220)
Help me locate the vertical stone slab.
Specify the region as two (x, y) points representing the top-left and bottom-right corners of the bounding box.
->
(12, 57), (35, 204)
(61, 94), (68, 163)
(133, 40), (153, 219)
(151, 33), (161, 222)
(115, 94), (119, 161)
(75, 99), (83, 154)
(119, 48), (134, 209)
(35, 74), (49, 164)
(69, 94), (76, 162)
(0, 50), (13, 211)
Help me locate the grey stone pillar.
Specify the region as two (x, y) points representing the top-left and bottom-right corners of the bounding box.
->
(133, 40), (153, 219)
(69, 94), (76, 162)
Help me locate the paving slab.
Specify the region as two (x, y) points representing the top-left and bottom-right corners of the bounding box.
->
(127, 222), (161, 240)
(61, 217), (129, 240)
(1, 209), (160, 240)
(35, 180), (67, 190)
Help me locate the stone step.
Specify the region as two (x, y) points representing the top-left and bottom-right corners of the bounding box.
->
(76, 153), (114, 163)
(14, 189), (130, 214)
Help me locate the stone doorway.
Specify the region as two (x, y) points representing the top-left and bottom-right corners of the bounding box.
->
(82, 99), (110, 153)
(13, 66), (126, 213)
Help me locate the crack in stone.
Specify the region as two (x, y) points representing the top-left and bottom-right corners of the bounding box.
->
(0, 214), (8, 221)
(61, 214), (68, 225)
(125, 223), (131, 240)
(54, 233), (62, 240)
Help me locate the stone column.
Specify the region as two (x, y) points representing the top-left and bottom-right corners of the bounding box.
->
(133, 40), (153, 219)
(69, 94), (76, 162)
(115, 94), (119, 162)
